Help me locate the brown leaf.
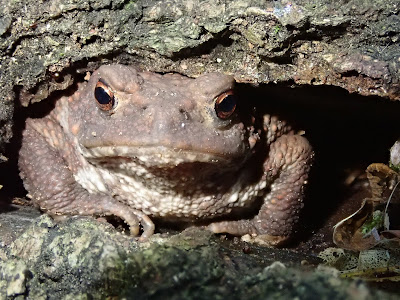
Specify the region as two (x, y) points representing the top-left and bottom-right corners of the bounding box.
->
(333, 199), (381, 251)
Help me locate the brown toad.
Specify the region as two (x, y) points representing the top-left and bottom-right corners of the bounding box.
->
(19, 64), (313, 246)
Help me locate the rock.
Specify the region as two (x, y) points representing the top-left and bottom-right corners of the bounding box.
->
(0, 206), (398, 298)
(0, 259), (31, 298)
(1, 0), (399, 152)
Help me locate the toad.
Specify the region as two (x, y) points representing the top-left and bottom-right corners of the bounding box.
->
(19, 64), (313, 246)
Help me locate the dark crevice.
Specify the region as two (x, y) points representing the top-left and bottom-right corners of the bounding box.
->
(77, 34), (99, 45)
(282, 21), (349, 51)
(261, 54), (294, 65)
(236, 84), (400, 249)
(171, 29), (234, 60)
(339, 70), (366, 78)
(5, 33), (39, 56)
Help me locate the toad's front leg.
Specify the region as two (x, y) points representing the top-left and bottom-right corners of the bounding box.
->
(19, 119), (155, 239)
(209, 134), (313, 246)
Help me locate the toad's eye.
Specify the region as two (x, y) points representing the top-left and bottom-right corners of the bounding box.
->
(214, 90), (236, 119)
(94, 79), (116, 111)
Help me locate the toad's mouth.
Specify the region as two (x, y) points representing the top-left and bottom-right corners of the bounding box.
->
(79, 146), (248, 185)
(80, 145), (246, 167)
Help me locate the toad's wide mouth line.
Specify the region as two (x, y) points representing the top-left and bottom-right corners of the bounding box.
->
(80, 145), (243, 165)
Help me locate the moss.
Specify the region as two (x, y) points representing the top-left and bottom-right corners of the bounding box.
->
(123, 0), (138, 11)
(273, 25), (281, 34)
(361, 210), (384, 235)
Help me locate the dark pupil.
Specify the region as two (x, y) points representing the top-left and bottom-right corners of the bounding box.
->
(218, 95), (236, 112)
(94, 87), (111, 104)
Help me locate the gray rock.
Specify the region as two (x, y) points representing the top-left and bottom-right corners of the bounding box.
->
(0, 206), (398, 299)
(1, 0), (400, 153)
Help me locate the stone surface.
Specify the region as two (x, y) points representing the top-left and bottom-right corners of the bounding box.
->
(0, 206), (398, 299)
(0, 0), (399, 152)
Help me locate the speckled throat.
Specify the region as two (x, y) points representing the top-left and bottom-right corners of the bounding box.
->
(75, 145), (266, 218)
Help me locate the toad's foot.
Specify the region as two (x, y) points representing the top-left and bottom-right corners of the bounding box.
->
(50, 195), (155, 239)
(208, 221), (288, 246)
(209, 134), (313, 246)
(19, 119), (155, 239)
(75, 196), (155, 239)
